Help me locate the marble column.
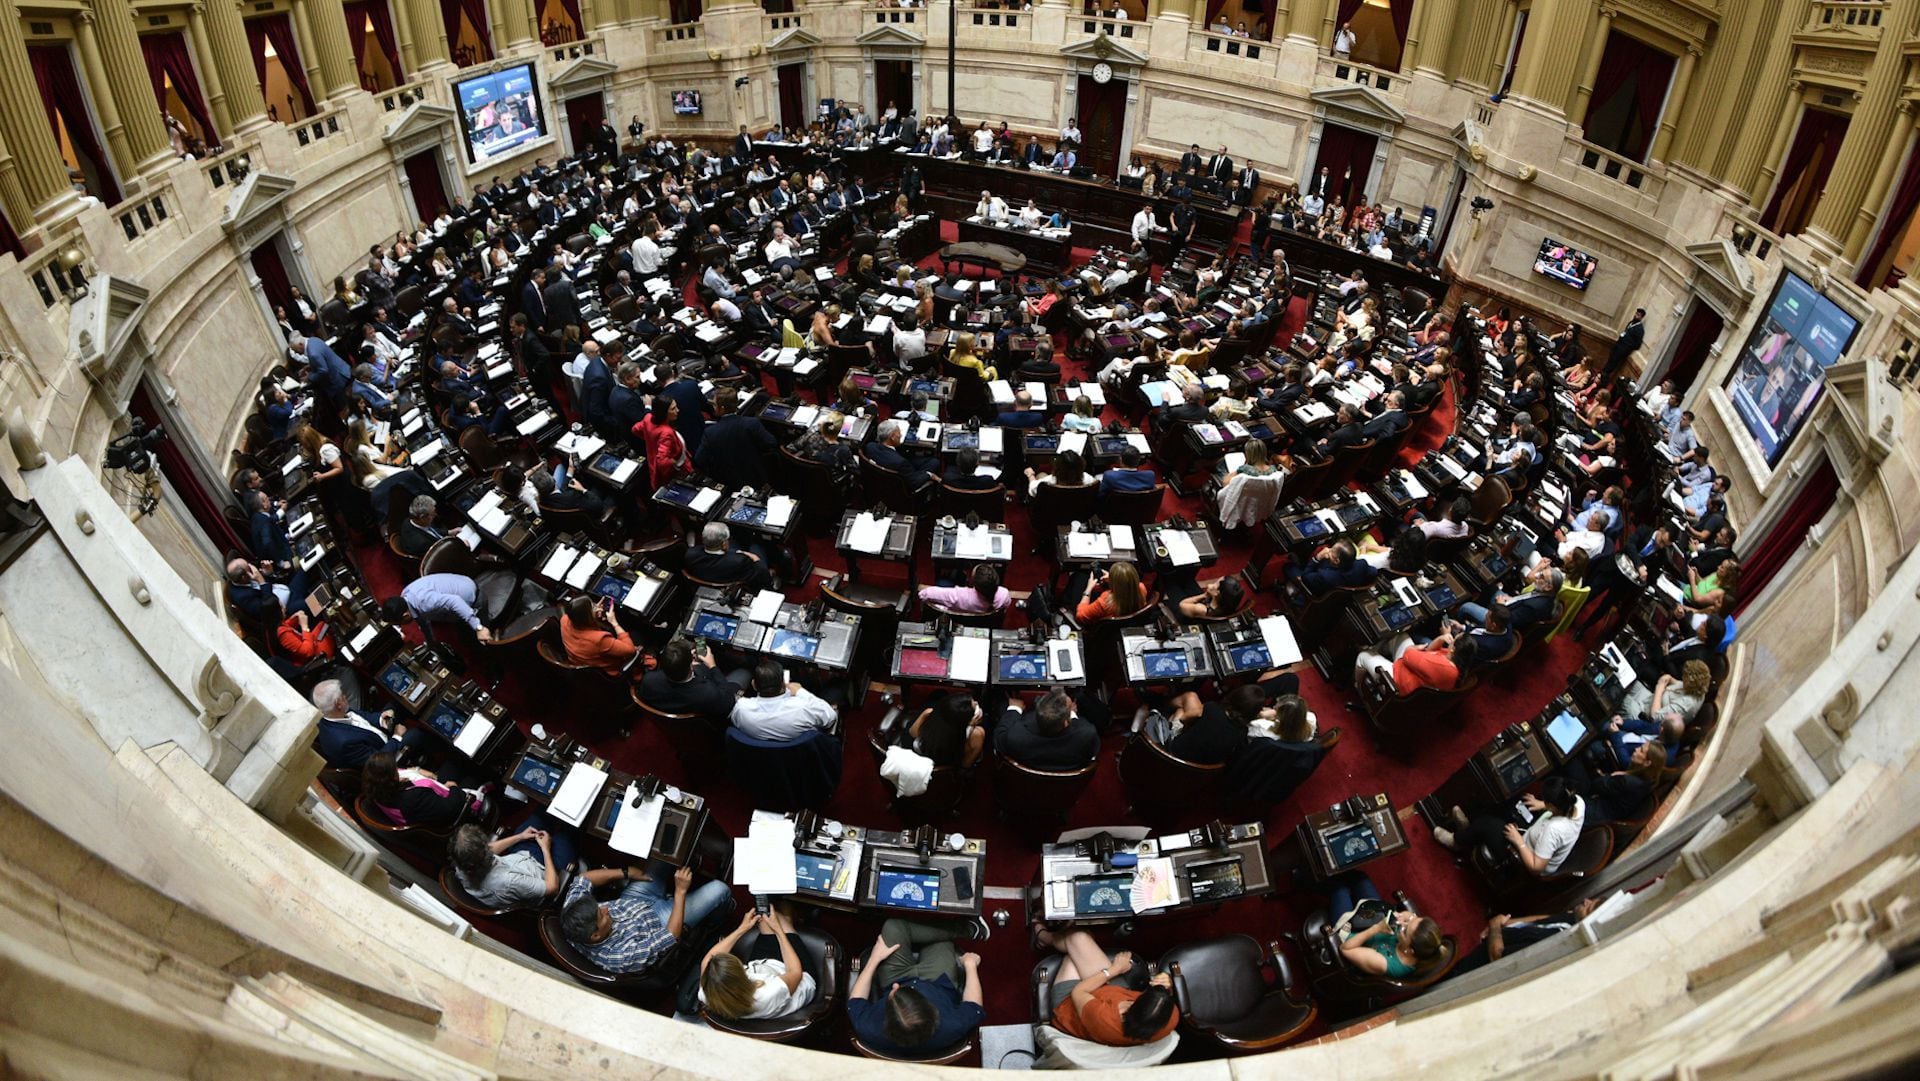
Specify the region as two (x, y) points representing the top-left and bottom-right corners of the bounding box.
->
(297, 0), (362, 98)
(0, 127), (40, 238)
(71, 12), (135, 186)
(1566, 4), (1613, 125)
(402, 0), (449, 68)
(1648, 44), (1697, 162)
(199, 0), (271, 132)
(1444, 0), (1502, 88)
(0, 10), (84, 227)
(84, 0), (177, 179)
(388, 0), (419, 78)
(1807, 0), (1916, 259)
(185, 4), (233, 138)
(493, 0), (534, 49)
(1405, 0), (1456, 77)
(288, 0), (330, 106)
(1845, 101), (1917, 264)
(1284, 0), (1324, 45)
(1509, 0), (1596, 117)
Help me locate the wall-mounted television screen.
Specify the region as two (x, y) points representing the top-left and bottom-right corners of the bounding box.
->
(1725, 270), (1861, 467)
(453, 63), (547, 165)
(672, 90), (703, 116)
(1533, 237), (1598, 290)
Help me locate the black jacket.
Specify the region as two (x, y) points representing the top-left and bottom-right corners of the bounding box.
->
(638, 664), (739, 724)
(696, 414), (776, 488)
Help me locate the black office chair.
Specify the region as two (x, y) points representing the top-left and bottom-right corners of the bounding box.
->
(1099, 483), (1168, 525)
(1159, 934), (1318, 1054)
(993, 756), (1098, 833)
(701, 927), (843, 1043)
(922, 598), (1009, 629)
(1290, 894), (1456, 1015)
(537, 906), (718, 998)
(725, 727), (843, 812)
(1116, 730), (1224, 827)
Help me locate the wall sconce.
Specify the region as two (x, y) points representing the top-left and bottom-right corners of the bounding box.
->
(1468, 195), (1494, 221)
(56, 245), (89, 299)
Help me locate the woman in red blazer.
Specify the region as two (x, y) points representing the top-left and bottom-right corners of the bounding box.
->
(632, 395), (691, 489)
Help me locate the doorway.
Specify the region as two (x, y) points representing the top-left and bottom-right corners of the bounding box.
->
(777, 63), (808, 132)
(873, 59), (914, 119)
(403, 149), (451, 224)
(1311, 122), (1379, 209)
(1760, 107), (1849, 236)
(1654, 298), (1724, 398)
(564, 93), (605, 159)
(1075, 73), (1127, 179)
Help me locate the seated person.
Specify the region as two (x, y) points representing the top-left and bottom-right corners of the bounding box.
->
(1286, 539), (1377, 595)
(941, 446), (1001, 491)
(1683, 558), (1740, 613)
(994, 687), (1100, 771)
(1173, 575), (1245, 620)
(311, 678), (421, 769)
(1661, 612), (1729, 675)
(226, 557), (303, 627)
(447, 813), (575, 908)
(559, 862), (735, 975)
(948, 330), (996, 381)
(1315, 404), (1366, 454)
(1453, 898), (1601, 976)
(847, 919), (988, 1057)
(1460, 563), (1562, 632)
(1454, 604), (1517, 668)
(276, 609), (337, 664)
(1560, 739), (1667, 825)
(684, 522), (774, 591)
(1034, 928), (1179, 1047)
(1061, 395), (1103, 433)
(1358, 528), (1427, 574)
(700, 906), (817, 1021)
(1097, 446), (1158, 495)
(1026, 448), (1088, 496)
(559, 594), (640, 675)
(996, 388), (1049, 429)
(1073, 561), (1147, 623)
(638, 638), (744, 725)
(1353, 630), (1475, 695)
(919, 563), (1012, 614)
(1432, 777), (1584, 873)
(1215, 438), (1281, 487)
(1158, 683), (1268, 765)
(395, 495), (448, 556)
(1611, 660), (1708, 761)
(730, 660), (838, 742)
(904, 692), (987, 769)
(1412, 496), (1474, 543)
(1329, 874), (1445, 979)
(865, 418), (939, 493)
(359, 751), (477, 830)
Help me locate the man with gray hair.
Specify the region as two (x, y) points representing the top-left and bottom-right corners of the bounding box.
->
(863, 417), (937, 494)
(396, 495), (446, 557)
(682, 521), (774, 590)
(1459, 561), (1563, 632)
(311, 677), (420, 769)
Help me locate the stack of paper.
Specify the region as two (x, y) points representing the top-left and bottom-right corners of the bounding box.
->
(1256, 615), (1304, 667)
(1161, 530), (1201, 567)
(948, 635), (991, 682)
(688, 487), (722, 514)
(766, 495), (796, 528)
(549, 763), (608, 827)
(978, 427), (1004, 453)
(954, 524), (994, 559)
(748, 589), (786, 625)
(610, 459), (639, 484)
(541, 544), (581, 580)
(733, 815), (800, 894)
(609, 785), (664, 858)
(1058, 431), (1089, 457)
(565, 553), (602, 589)
(453, 714), (495, 756)
(1067, 532), (1111, 559)
(848, 513), (891, 554)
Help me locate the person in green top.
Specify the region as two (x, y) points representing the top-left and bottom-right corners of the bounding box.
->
(1333, 876), (1445, 979)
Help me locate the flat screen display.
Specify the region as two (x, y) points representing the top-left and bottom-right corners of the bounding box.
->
(1725, 271), (1861, 467)
(672, 89), (703, 115)
(1534, 237), (1598, 290)
(453, 63), (547, 165)
(1546, 710), (1587, 756)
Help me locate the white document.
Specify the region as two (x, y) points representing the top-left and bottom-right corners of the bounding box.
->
(281, 454), (305, 477)
(1391, 577), (1421, 609)
(689, 487), (721, 514)
(565, 552), (602, 589)
(1067, 532), (1111, 559)
(622, 575), (662, 613)
(1058, 431), (1089, 458)
(948, 635), (991, 683)
(453, 714), (495, 756)
(1108, 524), (1135, 551)
(954, 524), (994, 560)
(476, 506), (512, 536)
(1161, 530), (1201, 567)
(557, 432), (606, 459)
(978, 427), (1004, 454)
(610, 458), (639, 484)
(766, 495), (796, 528)
(1355, 490), (1381, 515)
(1221, 451), (1247, 474)
(791, 404), (820, 428)
(549, 763), (608, 827)
(848, 512), (891, 554)
(866, 314), (894, 335)
(1076, 382), (1106, 406)
(988, 379), (1014, 404)
(541, 544), (580, 580)
(412, 439), (444, 466)
(1400, 470), (1430, 499)
(1256, 615), (1305, 667)
(734, 816), (800, 894)
(748, 589), (786, 625)
(349, 623), (379, 653)
(1124, 433), (1151, 453)
(516, 411), (553, 436)
(608, 786), (665, 858)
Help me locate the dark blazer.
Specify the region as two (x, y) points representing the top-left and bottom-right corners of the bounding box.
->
(314, 715), (403, 770)
(396, 520), (448, 558)
(683, 544), (772, 589)
(250, 510), (293, 564)
(608, 384), (649, 434)
(1295, 557), (1376, 595)
(227, 580), (284, 625)
(865, 441), (935, 490)
(1507, 590), (1558, 630)
(695, 414), (776, 488)
(519, 281), (547, 328)
(580, 355), (615, 433)
(638, 664), (739, 725)
(1361, 409), (1407, 441)
(1607, 319), (1645, 369)
(661, 378), (708, 456)
(942, 465), (1001, 491)
(1320, 422), (1366, 452)
(994, 709), (1099, 772)
(542, 276), (583, 329)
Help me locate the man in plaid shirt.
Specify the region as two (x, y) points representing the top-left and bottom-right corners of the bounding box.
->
(559, 863), (734, 973)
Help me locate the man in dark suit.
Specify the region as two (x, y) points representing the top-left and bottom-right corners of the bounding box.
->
(740, 289), (778, 338)
(1316, 404), (1367, 454)
(519, 268), (548, 331)
(1098, 446), (1158, 495)
(395, 496), (448, 557)
(576, 341), (617, 438)
(941, 447), (1001, 491)
(695, 387), (775, 488)
(994, 688), (1099, 772)
(1361, 391), (1409, 440)
(512, 313), (551, 385)
(659, 366), (709, 456)
(733, 125), (755, 162)
(608, 362), (650, 434)
(637, 638), (743, 726)
(245, 490), (294, 572)
(1207, 146), (1233, 189)
(311, 677), (424, 769)
(225, 558), (307, 626)
(1022, 139), (1047, 167)
(1285, 540), (1377, 595)
(1169, 201), (1196, 253)
(1179, 144), (1204, 175)
(1602, 307), (1646, 380)
(684, 522), (774, 590)
(864, 418), (938, 493)
(542, 268), (584, 341)
(1237, 164), (1259, 200)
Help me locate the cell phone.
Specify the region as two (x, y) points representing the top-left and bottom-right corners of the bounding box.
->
(951, 864), (975, 901)
(659, 822), (681, 852)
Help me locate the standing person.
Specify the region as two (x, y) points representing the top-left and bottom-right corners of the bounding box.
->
(1332, 20), (1356, 57)
(1602, 308), (1646, 381)
(847, 919), (989, 1057)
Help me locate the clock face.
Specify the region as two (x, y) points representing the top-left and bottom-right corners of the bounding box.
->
(1092, 62), (1114, 84)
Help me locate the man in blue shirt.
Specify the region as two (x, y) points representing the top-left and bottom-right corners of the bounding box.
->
(558, 864), (733, 975)
(383, 573), (493, 643)
(1097, 445), (1157, 494)
(848, 919), (988, 1057)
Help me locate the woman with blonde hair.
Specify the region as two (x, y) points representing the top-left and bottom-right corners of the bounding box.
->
(1075, 560), (1146, 623)
(699, 907), (816, 1021)
(949, 330), (997, 381)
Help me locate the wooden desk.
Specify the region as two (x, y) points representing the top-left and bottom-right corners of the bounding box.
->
(1028, 823), (1272, 926)
(928, 520), (1016, 564)
(1120, 626), (1216, 684)
(941, 238), (1029, 276)
(1290, 793), (1408, 884)
(834, 509), (920, 590)
(678, 586), (862, 674)
(953, 221), (1066, 272)
(412, 678), (521, 765)
(507, 739), (712, 868)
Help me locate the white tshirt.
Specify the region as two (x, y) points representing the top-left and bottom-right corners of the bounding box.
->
(697, 959), (817, 1019)
(1527, 798), (1585, 874)
(973, 128), (994, 153)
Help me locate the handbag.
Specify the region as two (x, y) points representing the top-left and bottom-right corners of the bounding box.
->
(1332, 898), (1391, 941)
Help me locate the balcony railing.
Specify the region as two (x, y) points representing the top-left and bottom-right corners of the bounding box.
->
(111, 184), (174, 246)
(292, 106), (347, 149)
(867, 6), (920, 27)
(548, 32), (604, 63)
(1071, 15), (1142, 42)
(21, 234), (90, 309)
(1192, 27), (1267, 62)
(765, 12), (805, 33)
(375, 77), (435, 113)
(965, 7), (1022, 27)
(656, 21), (701, 44)
(1570, 136), (1657, 192)
(200, 143), (256, 191)
(1725, 213), (1783, 264)
(1318, 53), (1401, 94)
(1807, 0), (1887, 33)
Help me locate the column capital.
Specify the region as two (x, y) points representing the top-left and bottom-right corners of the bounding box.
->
(75, 9), (95, 25)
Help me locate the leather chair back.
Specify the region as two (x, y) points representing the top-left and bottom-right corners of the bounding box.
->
(1281, 454), (1336, 506)
(631, 689), (726, 773)
(724, 727), (843, 812)
(992, 755), (1098, 829)
(1028, 480), (1099, 544)
(537, 909), (705, 995)
(936, 482), (1007, 523)
(458, 426), (507, 472)
(1360, 668), (1478, 752)
(773, 446), (846, 530)
(924, 599), (1007, 629)
(438, 863), (558, 920)
(859, 454), (920, 510)
(1160, 933), (1318, 1053)
(702, 928), (843, 1042)
(1116, 731), (1225, 826)
(1098, 483), (1167, 526)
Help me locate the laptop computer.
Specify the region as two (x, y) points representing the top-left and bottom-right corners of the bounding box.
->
(1073, 874), (1134, 916)
(876, 867), (942, 910)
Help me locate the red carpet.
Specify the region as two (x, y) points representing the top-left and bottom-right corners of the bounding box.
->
(349, 253), (1588, 1054)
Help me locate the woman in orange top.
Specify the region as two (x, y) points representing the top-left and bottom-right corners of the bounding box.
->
(1075, 561), (1145, 623)
(559, 594), (639, 675)
(1037, 928), (1179, 1046)
(1353, 630), (1475, 695)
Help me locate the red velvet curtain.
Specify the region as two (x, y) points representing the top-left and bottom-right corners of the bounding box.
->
(404, 150), (450, 223)
(1761, 109), (1847, 230)
(777, 63), (806, 131)
(0, 208), (24, 261)
(1856, 138), (1920, 288)
(1735, 458), (1839, 615)
(1583, 31), (1674, 162)
(1312, 122), (1377, 207)
(343, 1), (405, 83)
(441, 0), (495, 60)
(27, 44), (121, 205)
(1654, 299), (1723, 395)
(139, 33), (219, 147)
(247, 14), (317, 115)
(129, 381), (250, 556)
(1204, 0), (1230, 28)
(1335, 0), (1364, 27)
(1388, 0), (1413, 50)
(556, 0), (585, 37)
(250, 240), (297, 317)
(564, 93), (604, 159)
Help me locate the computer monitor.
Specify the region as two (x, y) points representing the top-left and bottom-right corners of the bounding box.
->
(997, 651), (1047, 681)
(1545, 710), (1586, 756)
(1143, 649), (1190, 678)
(1324, 823), (1381, 871)
(692, 612), (740, 643)
(658, 482), (700, 506)
(795, 852), (837, 893)
(510, 757), (564, 796)
(770, 629), (820, 660)
(1496, 748), (1537, 791)
(876, 867), (942, 910)
(727, 504), (768, 526)
(1227, 642), (1272, 672)
(1074, 874), (1133, 915)
(759, 401), (795, 423)
(424, 704), (464, 740)
(1184, 857), (1245, 901)
(591, 576), (628, 602)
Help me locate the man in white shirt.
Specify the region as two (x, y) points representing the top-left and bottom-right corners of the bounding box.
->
(710, 294), (742, 323)
(1131, 206), (1161, 244)
(975, 190), (1009, 221)
(1332, 20), (1356, 57)
(892, 314), (929, 366)
(763, 225), (797, 268)
(1547, 510), (1609, 565)
(730, 661), (838, 742)
(703, 261), (739, 299)
(1368, 237), (1394, 259)
(630, 230), (665, 274)
(1300, 190), (1325, 218)
(1060, 120), (1081, 146)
